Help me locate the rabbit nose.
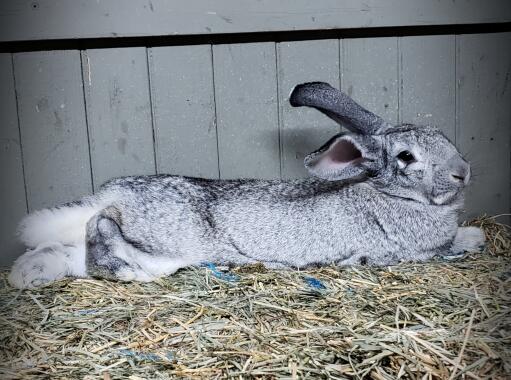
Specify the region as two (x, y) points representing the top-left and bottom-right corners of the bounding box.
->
(447, 155), (470, 184)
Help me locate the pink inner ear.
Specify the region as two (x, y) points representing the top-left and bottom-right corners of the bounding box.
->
(314, 138), (363, 172)
(329, 139), (362, 163)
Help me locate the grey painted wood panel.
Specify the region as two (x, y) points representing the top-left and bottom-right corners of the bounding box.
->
(1, 1), (510, 42)
(0, 54), (26, 265)
(342, 37), (399, 124)
(213, 42), (280, 179)
(457, 32), (511, 221)
(277, 39), (341, 179)
(82, 48), (156, 190)
(149, 45), (219, 178)
(13, 51), (92, 211)
(400, 35), (456, 141)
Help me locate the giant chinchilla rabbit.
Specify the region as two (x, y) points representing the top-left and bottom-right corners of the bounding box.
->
(9, 82), (485, 289)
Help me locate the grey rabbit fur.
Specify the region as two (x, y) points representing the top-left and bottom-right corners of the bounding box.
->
(9, 82), (485, 289)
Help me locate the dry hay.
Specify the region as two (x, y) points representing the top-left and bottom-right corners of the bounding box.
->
(0, 216), (509, 379)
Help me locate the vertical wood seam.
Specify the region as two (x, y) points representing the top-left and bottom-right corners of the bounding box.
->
(275, 42), (283, 179)
(397, 37), (402, 125)
(10, 53), (29, 213)
(340, 38), (345, 133)
(145, 47), (159, 174)
(454, 35), (459, 147)
(338, 39), (342, 91)
(79, 50), (95, 193)
(338, 38), (342, 132)
(210, 45), (221, 179)
(340, 38), (345, 91)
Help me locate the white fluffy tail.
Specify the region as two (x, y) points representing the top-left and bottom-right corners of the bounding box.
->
(19, 202), (104, 248)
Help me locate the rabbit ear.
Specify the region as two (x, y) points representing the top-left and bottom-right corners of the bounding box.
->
(289, 82), (391, 135)
(304, 134), (379, 181)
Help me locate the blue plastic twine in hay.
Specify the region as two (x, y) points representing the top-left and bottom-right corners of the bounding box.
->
(303, 276), (327, 290)
(117, 349), (173, 362)
(201, 262), (239, 282)
(74, 309), (100, 316)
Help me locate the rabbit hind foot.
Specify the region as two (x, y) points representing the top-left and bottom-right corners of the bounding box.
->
(8, 242), (86, 289)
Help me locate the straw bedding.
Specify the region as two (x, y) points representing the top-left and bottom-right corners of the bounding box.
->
(0, 216), (509, 379)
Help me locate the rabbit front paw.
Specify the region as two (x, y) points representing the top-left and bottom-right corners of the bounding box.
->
(450, 226), (486, 254)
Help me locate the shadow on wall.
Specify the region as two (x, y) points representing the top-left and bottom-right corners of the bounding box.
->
(263, 125), (341, 179)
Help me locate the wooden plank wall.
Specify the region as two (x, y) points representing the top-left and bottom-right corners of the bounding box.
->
(82, 48), (156, 190)
(149, 45), (219, 178)
(0, 32), (510, 265)
(0, 54), (27, 265)
(1, 0), (510, 42)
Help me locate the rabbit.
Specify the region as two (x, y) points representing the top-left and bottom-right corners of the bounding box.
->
(8, 82), (485, 289)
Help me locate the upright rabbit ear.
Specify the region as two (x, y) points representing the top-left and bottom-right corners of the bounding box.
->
(290, 82), (391, 135)
(304, 134), (380, 181)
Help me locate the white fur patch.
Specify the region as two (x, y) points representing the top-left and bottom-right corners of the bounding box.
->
(18, 206), (101, 248)
(431, 191), (457, 205)
(8, 242), (87, 289)
(18, 193), (119, 248)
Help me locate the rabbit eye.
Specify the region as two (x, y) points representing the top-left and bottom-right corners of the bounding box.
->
(397, 150), (415, 164)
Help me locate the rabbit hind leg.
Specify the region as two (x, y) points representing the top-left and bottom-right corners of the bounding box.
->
(86, 207), (191, 282)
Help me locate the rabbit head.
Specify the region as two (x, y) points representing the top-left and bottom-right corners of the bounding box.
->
(290, 82), (470, 206)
